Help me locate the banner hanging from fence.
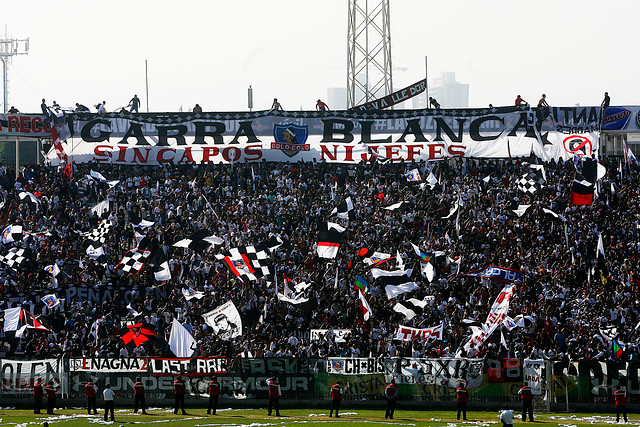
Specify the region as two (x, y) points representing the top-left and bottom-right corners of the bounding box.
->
(35, 106), (602, 165)
(396, 358), (484, 388)
(0, 359), (65, 395)
(523, 359), (545, 395)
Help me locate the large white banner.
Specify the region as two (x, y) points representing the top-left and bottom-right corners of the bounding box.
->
(397, 358), (483, 388)
(394, 323), (443, 342)
(203, 301), (242, 340)
(43, 106), (600, 165)
(524, 359), (545, 395)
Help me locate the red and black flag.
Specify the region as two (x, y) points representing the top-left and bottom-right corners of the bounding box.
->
(121, 322), (157, 351)
(570, 177), (594, 205)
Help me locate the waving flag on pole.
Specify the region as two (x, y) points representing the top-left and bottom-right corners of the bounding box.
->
(405, 168), (422, 182)
(358, 290), (372, 321)
(410, 242), (432, 263)
(41, 294), (60, 309)
(1, 224), (23, 244)
(3, 307), (50, 337)
(354, 275), (368, 294)
(317, 222), (346, 259)
(331, 197), (355, 221)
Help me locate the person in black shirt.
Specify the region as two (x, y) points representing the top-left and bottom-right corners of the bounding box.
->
(75, 103), (90, 112)
(7, 106), (19, 114)
(129, 95), (141, 113)
(601, 92), (610, 111)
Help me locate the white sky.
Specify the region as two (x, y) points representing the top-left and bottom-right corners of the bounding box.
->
(2, 0), (638, 113)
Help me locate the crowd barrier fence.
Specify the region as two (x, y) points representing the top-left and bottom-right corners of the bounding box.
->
(0, 357), (637, 410)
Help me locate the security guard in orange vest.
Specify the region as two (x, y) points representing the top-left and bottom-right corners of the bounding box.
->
(518, 381), (534, 422)
(173, 376), (187, 415)
(266, 377), (281, 416)
(133, 377), (148, 414)
(329, 380), (343, 418)
(207, 376), (220, 415)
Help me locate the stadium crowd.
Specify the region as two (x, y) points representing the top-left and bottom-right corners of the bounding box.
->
(0, 154), (638, 364)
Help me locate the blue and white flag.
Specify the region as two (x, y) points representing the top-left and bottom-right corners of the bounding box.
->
(1, 224), (23, 244)
(41, 294), (60, 308)
(459, 265), (525, 283)
(182, 287), (205, 300)
(126, 303), (141, 317)
(405, 168), (422, 182)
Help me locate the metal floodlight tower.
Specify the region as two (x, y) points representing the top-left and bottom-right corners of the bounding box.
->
(0, 28), (29, 113)
(347, 0), (393, 108)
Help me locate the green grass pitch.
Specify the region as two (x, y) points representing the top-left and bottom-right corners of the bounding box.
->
(0, 408), (632, 426)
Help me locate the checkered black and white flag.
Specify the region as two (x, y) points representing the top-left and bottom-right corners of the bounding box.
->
(116, 249), (150, 273)
(216, 244), (273, 282)
(82, 220), (113, 245)
(241, 245), (273, 278)
(517, 173), (542, 193)
(0, 248), (26, 267)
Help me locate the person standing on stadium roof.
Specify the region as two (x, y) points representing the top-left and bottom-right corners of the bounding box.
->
(129, 95), (141, 114)
(316, 99), (330, 112)
(271, 98), (283, 112)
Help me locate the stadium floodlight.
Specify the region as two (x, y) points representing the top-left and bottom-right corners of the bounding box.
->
(0, 27), (29, 113)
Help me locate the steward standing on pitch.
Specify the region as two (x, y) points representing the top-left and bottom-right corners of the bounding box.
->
(207, 376), (220, 415)
(266, 377), (281, 416)
(456, 381), (468, 420)
(44, 380), (57, 415)
(33, 377), (43, 414)
(384, 379), (398, 420)
(134, 377), (148, 414)
(173, 375), (187, 415)
(615, 386), (628, 423)
(329, 380), (342, 417)
(518, 382), (534, 422)
(85, 378), (98, 415)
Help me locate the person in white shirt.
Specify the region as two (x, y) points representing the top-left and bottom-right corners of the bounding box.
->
(500, 405), (514, 427)
(103, 383), (116, 422)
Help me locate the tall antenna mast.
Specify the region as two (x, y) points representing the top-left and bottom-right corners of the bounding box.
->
(0, 26), (29, 113)
(347, 0), (393, 108)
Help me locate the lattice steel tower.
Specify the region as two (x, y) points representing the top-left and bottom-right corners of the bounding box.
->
(347, 0), (393, 108)
(0, 27), (29, 113)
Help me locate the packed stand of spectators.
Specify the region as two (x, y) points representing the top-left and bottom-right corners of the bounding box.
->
(0, 155), (638, 364)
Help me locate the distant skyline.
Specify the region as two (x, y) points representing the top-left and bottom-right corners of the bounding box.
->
(2, 0), (638, 113)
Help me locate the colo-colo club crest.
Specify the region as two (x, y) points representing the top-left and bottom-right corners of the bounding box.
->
(271, 123), (310, 157)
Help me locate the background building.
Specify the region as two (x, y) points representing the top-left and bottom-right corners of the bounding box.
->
(413, 71), (469, 109)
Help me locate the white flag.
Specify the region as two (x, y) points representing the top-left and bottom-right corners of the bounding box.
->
(385, 282), (419, 299)
(168, 318), (196, 358)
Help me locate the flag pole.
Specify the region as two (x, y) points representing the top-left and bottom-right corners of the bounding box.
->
(145, 59), (149, 112)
